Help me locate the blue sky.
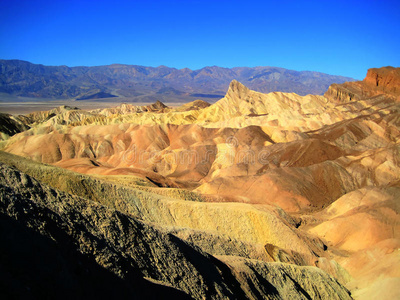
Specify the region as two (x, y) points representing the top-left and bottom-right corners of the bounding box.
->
(0, 0), (399, 79)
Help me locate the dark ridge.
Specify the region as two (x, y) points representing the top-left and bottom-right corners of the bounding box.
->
(76, 91), (117, 100)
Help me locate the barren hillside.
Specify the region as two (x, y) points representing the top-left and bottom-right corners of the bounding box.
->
(1, 66), (399, 299)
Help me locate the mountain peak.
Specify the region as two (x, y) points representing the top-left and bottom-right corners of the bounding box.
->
(228, 80), (250, 99)
(153, 100), (167, 109)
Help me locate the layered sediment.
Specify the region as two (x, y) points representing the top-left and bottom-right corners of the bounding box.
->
(1, 66), (399, 299)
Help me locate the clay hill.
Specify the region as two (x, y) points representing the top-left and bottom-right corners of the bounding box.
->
(0, 66), (399, 299)
(0, 59), (354, 101)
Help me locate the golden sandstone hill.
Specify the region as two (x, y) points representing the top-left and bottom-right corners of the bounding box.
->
(0, 67), (399, 299)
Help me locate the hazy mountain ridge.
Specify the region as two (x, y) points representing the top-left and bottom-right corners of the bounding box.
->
(0, 59), (355, 101)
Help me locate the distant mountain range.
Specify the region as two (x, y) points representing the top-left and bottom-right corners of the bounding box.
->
(0, 59), (355, 102)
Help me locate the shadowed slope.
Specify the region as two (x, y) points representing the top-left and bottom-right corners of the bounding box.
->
(0, 161), (352, 299)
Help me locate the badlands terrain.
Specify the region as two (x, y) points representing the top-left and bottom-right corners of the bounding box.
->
(0, 66), (399, 299)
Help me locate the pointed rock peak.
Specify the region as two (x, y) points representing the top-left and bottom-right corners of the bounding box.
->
(228, 80), (250, 99)
(153, 100), (167, 108)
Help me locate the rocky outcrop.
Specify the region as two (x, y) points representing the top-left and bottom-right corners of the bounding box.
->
(364, 67), (400, 94)
(221, 256), (351, 299)
(175, 100), (211, 112)
(324, 82), (363, 103)
(0, 113), (29, 139)
(324, 66), (400, 103)
(0, 161), (352, 299)
(25, 105), (81, 124)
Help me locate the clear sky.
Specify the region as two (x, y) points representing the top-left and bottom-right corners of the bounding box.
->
(0, 0), (399, 79)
